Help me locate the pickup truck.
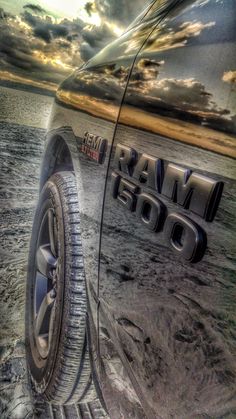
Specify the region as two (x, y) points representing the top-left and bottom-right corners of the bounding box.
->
(25, 1), (236, 417)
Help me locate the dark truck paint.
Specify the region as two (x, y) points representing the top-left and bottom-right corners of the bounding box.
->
(41, 0), (236, 417)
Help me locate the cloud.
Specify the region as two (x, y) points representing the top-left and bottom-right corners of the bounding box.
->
(145, 21), (215, 53)
(0, 16), (79, 84)
(59, 61), (128, 103)
(85, 2), (95, 17)
(23, 4), (46, 14)
(127, 70), (230, 123)
(222, 71), (236, 84)
(0, 4), (117, 86)
(22, 11), (69, 43)
(135, 58), (163, 81)
(79, 42), (96, 62)
(94, 0), (146, 26)
(0, 7), (13, 19)
(80, 22), (115, 60)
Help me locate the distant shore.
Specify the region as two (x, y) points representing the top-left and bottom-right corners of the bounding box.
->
(0, 79), (56, 97)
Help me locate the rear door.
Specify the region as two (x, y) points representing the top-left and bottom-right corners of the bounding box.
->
(99, 1), (236, 417)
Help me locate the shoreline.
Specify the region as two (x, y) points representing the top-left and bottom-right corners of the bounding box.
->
(0, 80), (56, 98)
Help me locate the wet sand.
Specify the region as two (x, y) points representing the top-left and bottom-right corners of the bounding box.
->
(0, 120), (46, 418)
(0, 85), (53, 418)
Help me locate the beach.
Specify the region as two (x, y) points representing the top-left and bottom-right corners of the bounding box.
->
(0, 86), (53, 418)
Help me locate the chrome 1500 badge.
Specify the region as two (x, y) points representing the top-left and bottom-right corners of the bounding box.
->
(111, 143), (224, 263)
(81, 132), (107, 164)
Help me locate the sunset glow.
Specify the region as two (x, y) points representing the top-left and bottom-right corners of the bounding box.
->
(0, 70), (57, 91)
(0, 0), (145, 91)
(32, 50), (73, 71)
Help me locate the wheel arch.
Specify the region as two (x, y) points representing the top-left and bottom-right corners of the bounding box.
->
(40, 128), (76, 191)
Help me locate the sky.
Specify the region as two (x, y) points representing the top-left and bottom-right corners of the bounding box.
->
(0, 0), (149, 91)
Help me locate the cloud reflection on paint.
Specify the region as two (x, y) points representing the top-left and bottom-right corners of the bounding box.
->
(54, 0), (236, 159)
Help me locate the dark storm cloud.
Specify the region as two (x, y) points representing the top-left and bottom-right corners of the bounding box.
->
(23, 11), (69, 43)
(0, 23), (36, 68)
(23, 3), (46, 14)
(33, 26), (51, 43)
(0, 19), (74, 84)
(85, 2), (94, 17)
(0, 7), (87, 84)
(80, 22), (115, 61)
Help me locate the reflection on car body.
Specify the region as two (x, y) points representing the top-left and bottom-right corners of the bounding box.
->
(27, 1), (236, 418)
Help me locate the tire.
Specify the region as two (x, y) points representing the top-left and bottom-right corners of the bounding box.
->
(25, 171), (95, 405)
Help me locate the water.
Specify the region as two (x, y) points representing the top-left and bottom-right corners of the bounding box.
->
(0, 86), (54, 418)
(0, 86), (54, 128)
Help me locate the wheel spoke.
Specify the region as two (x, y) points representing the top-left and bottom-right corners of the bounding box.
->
(34, 272), (48, 316)
(48, 209), (58, 258)
(35, 290), (55, 339)
(33, 206), (59, 359)
(36, 245), (57, 278)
